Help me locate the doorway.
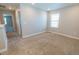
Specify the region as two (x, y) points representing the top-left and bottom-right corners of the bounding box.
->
(3, 15), (14, 33)
(3, 14), (17, 38)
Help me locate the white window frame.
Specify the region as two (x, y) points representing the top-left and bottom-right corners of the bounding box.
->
(50, 13), (60, 28)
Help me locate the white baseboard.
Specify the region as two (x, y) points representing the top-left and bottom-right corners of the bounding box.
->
(22, 31), (46, 38)
(22, 31), (79, 40)
(50, 31), (79, 40)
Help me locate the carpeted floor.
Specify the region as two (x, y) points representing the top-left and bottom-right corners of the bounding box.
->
(2, 32), (79, 55)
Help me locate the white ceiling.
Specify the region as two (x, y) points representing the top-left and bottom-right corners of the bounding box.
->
(32, 3), (78, 11)
(0, 3), (78, 11)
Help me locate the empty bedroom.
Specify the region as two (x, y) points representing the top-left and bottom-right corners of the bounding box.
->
(0, 3), (79, 55)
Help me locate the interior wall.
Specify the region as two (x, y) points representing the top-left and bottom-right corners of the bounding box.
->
(20, 4), (47, 38)
(0, 25), (7, 52)
(48, 5), (79, 37)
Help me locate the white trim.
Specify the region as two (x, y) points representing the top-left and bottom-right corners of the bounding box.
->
(50, 31), (79, 40)
(22, 31), (46, 38)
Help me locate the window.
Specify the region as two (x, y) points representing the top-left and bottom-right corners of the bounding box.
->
(50, 13), (60, 28)
(4, 17), (7, 24)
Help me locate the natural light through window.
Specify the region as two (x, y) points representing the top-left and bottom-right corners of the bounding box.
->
(4, 17), (7, 24)
(50, 13), (60, 28)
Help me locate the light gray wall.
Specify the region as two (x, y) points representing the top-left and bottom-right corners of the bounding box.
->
(20, 4), (47, 37)
(0, 28), (5, 49)
(0, 25), (7, 52)
(48, 5), (79, 37)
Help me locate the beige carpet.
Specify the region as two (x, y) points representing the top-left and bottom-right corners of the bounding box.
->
(2, 32), (79, 55)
